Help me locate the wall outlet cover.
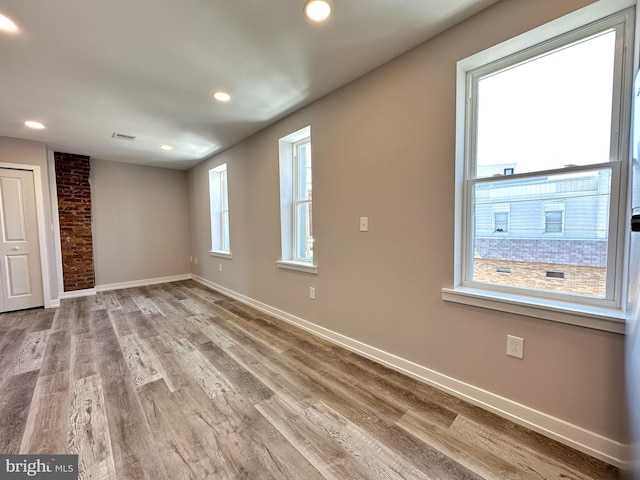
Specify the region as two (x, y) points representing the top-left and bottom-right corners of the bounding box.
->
(507, 335), (524, 359)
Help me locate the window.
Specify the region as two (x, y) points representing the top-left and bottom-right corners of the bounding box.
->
(493, 204), (510, 233)
(293, 138), (313, 261)
(444, 1), (634, 332)
(543, 201), (565, 234)
(209, 164), (231, 256)
(494, 212), (509, 233)
(277, 126), (317, 273)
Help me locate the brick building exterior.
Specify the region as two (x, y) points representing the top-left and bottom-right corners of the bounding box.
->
(473, 169), (610, 297)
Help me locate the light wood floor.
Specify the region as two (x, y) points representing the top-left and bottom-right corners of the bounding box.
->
(0, 280), (620, 479)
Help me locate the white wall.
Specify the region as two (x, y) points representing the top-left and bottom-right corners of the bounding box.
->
(188, 0), (630, 465)
(91, 159), (190, 287)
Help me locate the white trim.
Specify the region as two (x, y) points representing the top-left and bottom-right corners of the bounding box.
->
(55, 274), (192, 299)
(279, 126), (313, 265)
(95, 273), (191, 292)
(192, 274), (630, 468)
(457, 0), (637, 73)
(442, 287), (626, 334)
(0, 162), (53, 309)
(453, 1), (636, 328)
(59, 287), (97, 299)
(276, 260), (318, 274)
(209, 250), (232, 259)
(209, 164), (231, 254)
(47, 150), (64, 307)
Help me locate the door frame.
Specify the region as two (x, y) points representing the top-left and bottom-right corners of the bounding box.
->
(0, 162), (52, 308)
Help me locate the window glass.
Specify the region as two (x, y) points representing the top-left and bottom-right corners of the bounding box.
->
(209, 164), (230, 253)
(475, 30), (616, 178)
(494, 212), (509, 233)
(293, 138), (313, 262)
(460, 6), (633, 306)
(471, 169), (611, 298)
(278, 126), (315, 270)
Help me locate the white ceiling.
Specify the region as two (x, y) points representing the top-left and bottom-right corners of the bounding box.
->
(0, 0), (499, 170)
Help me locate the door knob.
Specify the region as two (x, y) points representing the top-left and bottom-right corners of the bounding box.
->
(11, 247), (19, 250)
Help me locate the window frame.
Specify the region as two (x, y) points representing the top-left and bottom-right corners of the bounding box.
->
(277, 126), (318, 274)
(292, 137), (313, 263)
(543, 201), (565, 235)
(493, 204), (510, 234)
(442, 0), (636, 334)
(209, 163), (232, 258)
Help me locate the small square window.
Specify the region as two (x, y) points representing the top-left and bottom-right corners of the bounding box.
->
(494, 212), (509, 233)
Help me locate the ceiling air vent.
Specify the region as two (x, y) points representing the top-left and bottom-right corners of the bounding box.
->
(111, 132), (136, 141)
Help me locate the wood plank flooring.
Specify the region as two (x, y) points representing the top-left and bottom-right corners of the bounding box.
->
(0, 280), (620, 479)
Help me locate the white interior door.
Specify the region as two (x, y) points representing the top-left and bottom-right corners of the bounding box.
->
(0, 168), (43, 312)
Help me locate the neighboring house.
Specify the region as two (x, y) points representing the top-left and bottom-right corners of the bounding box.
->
(473, 166), (610, 296)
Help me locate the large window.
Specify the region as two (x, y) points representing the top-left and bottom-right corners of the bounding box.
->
(277, 126), (317, 273)
(445, 2), (634, 331)
(209, 164), (230, 255)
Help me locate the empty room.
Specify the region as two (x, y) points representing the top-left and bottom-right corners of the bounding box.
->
(0, 0), (639, 478)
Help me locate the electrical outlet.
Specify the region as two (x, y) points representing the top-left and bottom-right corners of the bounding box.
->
(194, 257), (198, 265)
(219, 264), (223, 272)
(309, 287), (316, 299)
(506, 335), (524, 359)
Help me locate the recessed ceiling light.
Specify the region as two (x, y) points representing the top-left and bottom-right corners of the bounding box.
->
(0, 14), (18, 33)
(304, 0), (331, 22)
(24, 120), (45, 129)
(160, 144), (173, 151)
(212, 91), (231, 102)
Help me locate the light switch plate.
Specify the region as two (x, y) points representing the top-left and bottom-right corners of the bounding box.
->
(360, 216), (368, 232)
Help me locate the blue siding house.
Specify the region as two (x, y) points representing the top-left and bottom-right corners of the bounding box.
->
(474, 168), (610, 269)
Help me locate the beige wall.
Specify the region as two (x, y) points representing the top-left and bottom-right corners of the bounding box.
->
(92, 159), (190, 286)
(0, 136), (58, 302)
(187, 0), (629, 447)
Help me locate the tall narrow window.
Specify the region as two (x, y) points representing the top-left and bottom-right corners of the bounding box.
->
(446, 2), (634, 329)
(278, 126), (317, 273)
(209, 164), (231, 256)
(293, 138), (313, 262)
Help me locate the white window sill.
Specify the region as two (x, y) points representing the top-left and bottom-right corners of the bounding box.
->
(209, 250), (232, 259)
(441, 286), (626, 334)
(276, 260), (318, 275)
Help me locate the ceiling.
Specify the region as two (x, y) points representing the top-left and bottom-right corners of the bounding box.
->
(0, 0), (499, 170)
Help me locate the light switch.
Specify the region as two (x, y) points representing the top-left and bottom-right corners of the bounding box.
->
(360, 216), (368, 232)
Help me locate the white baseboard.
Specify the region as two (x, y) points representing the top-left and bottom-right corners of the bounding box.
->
(53, 273), (192, 303)
(95, 274), (192, 292)
(191, 274), (631, 468)
(58, 287), (97, 299)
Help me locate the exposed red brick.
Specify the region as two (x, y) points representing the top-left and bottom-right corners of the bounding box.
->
(55, 152), (95, 292)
